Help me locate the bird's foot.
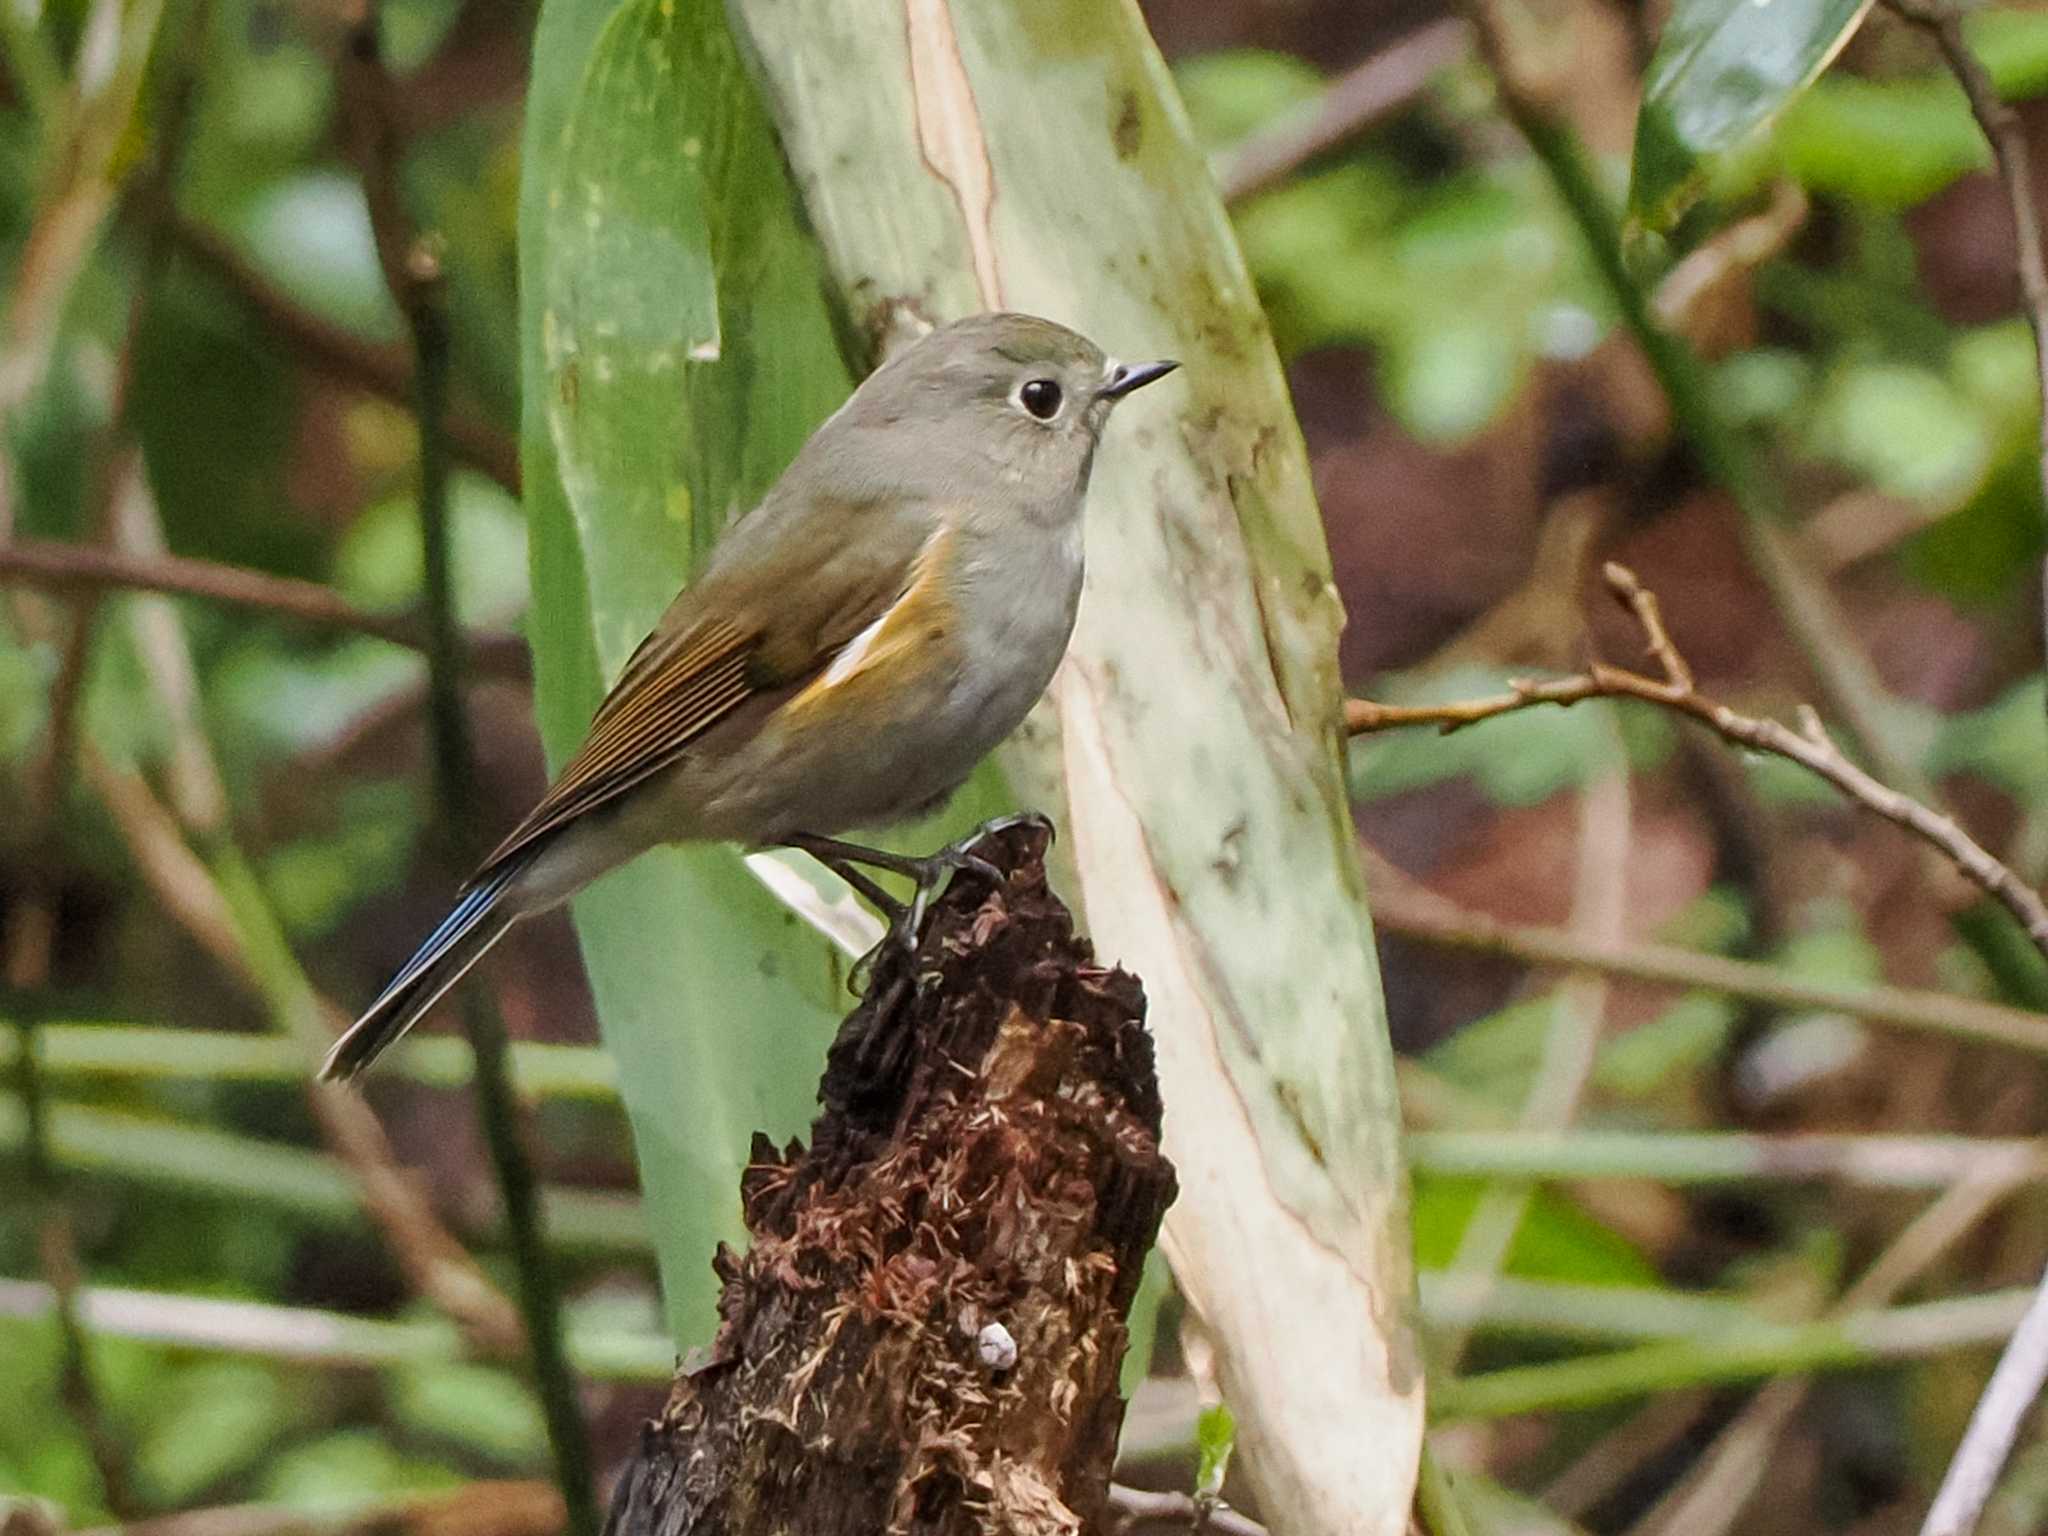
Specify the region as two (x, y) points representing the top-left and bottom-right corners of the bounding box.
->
(787, 814), (1055, 994)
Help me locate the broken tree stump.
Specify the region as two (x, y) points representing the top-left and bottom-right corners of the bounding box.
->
(602, 823), (1177, 1536)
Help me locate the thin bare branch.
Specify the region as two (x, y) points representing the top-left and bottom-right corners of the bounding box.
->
(1349, 563), (2048, 960)
(0, 534), (530, 677)
(1217, 20), (1469, 205)
(1885, 0), (2048, 540)
(164, 214), (522, 494)
(1363, 852), (2048, 1057)
(1110, 1485), (1268, 1536)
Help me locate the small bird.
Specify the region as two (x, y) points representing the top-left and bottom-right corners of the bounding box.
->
(322, 312), (1177, 1081)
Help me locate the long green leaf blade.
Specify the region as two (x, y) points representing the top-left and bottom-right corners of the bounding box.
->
(520, 0), (852, 1344)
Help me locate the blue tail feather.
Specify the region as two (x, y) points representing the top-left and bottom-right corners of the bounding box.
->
(320, 859), (528, 1082)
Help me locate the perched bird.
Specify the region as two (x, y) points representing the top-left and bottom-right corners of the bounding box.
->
(322, 312), (1177, 1081)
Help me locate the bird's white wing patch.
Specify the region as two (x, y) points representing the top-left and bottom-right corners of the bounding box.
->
(820, 525), (953, 688)
(821, 609), (892, 687)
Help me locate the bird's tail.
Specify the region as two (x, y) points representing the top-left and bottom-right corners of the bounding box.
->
(320, 860), (528, 1082)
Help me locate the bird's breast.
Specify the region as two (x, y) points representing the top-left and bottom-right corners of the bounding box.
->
(944, 518), (1083, 741)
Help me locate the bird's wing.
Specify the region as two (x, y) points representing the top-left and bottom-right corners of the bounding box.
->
(472, 494), (933, 878)
(474, 613), (758, 874)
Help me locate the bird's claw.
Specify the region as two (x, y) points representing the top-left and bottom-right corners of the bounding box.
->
(794, 814), (1053, 997)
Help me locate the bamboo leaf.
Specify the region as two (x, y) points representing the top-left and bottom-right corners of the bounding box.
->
(519, 0), (856, 1343)
(1629, 0), (1872, 238)
(1194, 1403), (1237, 1500)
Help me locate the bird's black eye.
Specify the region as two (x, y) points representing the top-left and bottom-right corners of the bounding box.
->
(1019, 378), (1063, 420)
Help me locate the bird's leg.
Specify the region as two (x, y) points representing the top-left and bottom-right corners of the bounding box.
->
(775, 842), (908, 994)
(786, 831), (997, 950)
(807, 853), (908, 928)
(786, 814), (1054, 987)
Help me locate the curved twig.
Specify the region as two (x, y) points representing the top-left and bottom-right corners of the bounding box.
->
(1348, 563), (2048, 959)
(0, 535), (529, 676)
(1217, 21), (1469, 205)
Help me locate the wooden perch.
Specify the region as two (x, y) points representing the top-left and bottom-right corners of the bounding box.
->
(603, 825), (1177, 1536)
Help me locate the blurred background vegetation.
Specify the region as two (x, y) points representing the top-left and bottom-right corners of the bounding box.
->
(7, 0), (2048, 1532)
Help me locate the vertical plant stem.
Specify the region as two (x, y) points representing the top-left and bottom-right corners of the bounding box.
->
(1416, 1444), (1477, 1536)
(411, 271), (478, 826)
(373, 73), (598, 1535)
(7, 1007), (137, 1517)
(1882, 0), (2048, 737)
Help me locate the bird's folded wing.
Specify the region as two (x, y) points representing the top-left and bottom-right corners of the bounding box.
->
(475, 615), (758, 873)
(470, 496), (937, 881)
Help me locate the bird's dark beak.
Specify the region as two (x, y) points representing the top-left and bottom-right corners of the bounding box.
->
(1100, 358), (1179, 400)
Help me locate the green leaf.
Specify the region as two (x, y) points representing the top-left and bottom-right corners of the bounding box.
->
(1425, 995), (1558, 1111)
(390, 1361), (548, 1465)
(1413, 1179), (1658, 1287)
(1120, 1247), (1171, 1396)
(521, 0), (855, 1345)
(234, 173), (396, 341)
(1931, 678), (2048, 803)
(210, 636), (424, 771)
(1656, 886), (1753, 954)
(1712, 347), (1813, 429)
(335, 476), (529, 625)
(1195, 1402), (1237, 1500)
(0, 631), (52, 766)
(1445, 1467), (1593, 1535)
(1776, 74), (1983, 208)
(1774, 912), (1882, 987)
(1629, 0), (1873, 237)
(1595, 992), (1738, 1097)
(257, 1430), (462, 1513)
(1801, 360), (1990, 506)
(264, 780), (419, 938)
(133, 273), (310, 576)
(1386, 320), (1526, 442)
(136, 1359), (298, 1505)
(1173, 49), (1323, 151)
(544, 0), (720, 598)
(1967, 9), (2048, 102)
(1901, 439), (2046, 607)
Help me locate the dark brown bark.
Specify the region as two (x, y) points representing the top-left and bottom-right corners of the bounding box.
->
(603, 824), (1176, 1536)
